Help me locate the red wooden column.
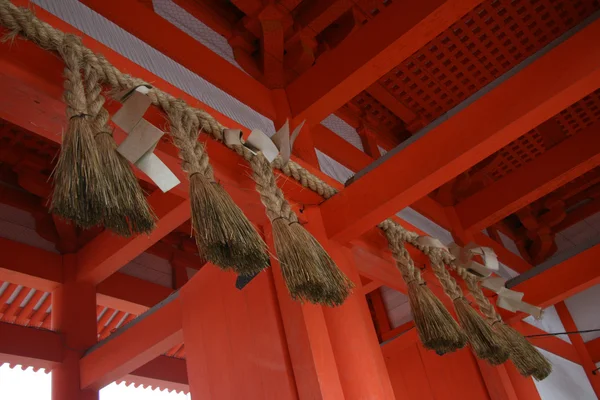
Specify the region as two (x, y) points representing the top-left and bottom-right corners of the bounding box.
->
(51, 254), (99, 400)
(265, 225), (345, 400)
(555, 301), (600, 397)
(303, 207), (396, 399)
(505, 362), (542, 400)
(357, 124), (382, 159)
(447, 209), (520, 400)
(179, 263), (298, 399)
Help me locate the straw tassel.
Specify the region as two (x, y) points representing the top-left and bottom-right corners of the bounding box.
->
(233, 145), (353, 306)
(493, 321), (552, 380)
(82, 64), (156, 236)
(379, 221), (467, 353)
(166, 105), (269, 276)
(457, 269), (553, 379)
(421, 246), (509, 364)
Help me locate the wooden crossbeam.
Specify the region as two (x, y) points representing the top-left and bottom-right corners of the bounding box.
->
(0, 236), (172, 315)
(80, 294), (183, 390)
(77, 0), (276, 119)
(0, 321), (63, 370)
(455, 120), (600, 232)
(286, 0), (481, 124)
(319, 15), (600, 243)
(507, 243), (600, 323)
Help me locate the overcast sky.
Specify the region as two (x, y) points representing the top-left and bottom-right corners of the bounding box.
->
(0, 364), (190, 400)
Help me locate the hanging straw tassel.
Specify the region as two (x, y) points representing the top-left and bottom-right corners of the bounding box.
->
(493, 321), (552, 380)
(231, 145), (353, 306)
(417, 244), (509, 364)
(456, 269), (552, 379)
(379, 221), (467, 353)
(82, 64), (156, 236)
(165, 105), (269, 275)
(50, 34), (110, 228)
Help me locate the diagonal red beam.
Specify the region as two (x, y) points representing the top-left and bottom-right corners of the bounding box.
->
(78, 0), (275, 119)
(75, 193), (191, 285)
(456, 120), (600, 232)
(507, 243), (600, 324)
(286, 0), (481, 124)
(80, 295), (183, 390)
(320, 17), (600, 243)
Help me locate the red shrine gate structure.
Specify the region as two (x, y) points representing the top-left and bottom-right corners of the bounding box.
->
(0, 0), (599, 399)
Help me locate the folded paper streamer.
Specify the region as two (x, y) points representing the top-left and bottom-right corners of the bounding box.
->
(224, 119), (305, 164)
(418, 238), (542, 319)
(482, 277), (543, 319)
(448, 242), (543, 319)
(112, 85), (180, 192)
(449, 243), (499, 278)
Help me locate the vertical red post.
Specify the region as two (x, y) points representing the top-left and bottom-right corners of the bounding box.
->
(447, 209), (522, 400)
(180, 263), (298, 399)
(51, 254), (99, 400)
(505, 362), (542, 400)
(303, 207), (396, 399)
(266, 225), (345, 400)
(369, 288), (392, 341)
(555, 301), (600, 397)
(357, 125), (382, 159)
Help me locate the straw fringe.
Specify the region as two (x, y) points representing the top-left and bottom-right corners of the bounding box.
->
(426, 248), (509, 364)
(379, 221), (467, 353)
(167, 106), (269, 275)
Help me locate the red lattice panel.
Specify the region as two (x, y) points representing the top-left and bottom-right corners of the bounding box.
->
(554, 89), (600, 136)
(488, 129), (546, 180)
(355, 0), (394, 18)
(477, 90), (600, 181)
(350, 91), (403, 130)
(378, 0), (600, 123)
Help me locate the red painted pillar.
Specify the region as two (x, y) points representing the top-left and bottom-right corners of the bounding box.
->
(357, 124), (382, 159)
(505, 362), (542, 400)
(180, 264), (298, 399)
(304, 207), (396, 399)
(266, 225), (345, 400)
(51, 254), (99, 400)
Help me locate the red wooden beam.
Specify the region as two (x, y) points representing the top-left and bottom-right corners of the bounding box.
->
(555, 302), (600, 396)
(0, 321), (63, 371)
(587, 337), (600, 363)
(172, 0), (233, 39)
(508, 243), (600, 323)
(78, 0), (275, 119)
(0, 237), (62, 292)
(80, 295), (183, 390)
(123, 356), (189, 394)
(455, 121), (600, 232)
(365, 83), (422, 131)
(319, 17), (600, 243)
(286, 0), (481, 124)
(75, 193), (191, 285)
(0, 236), (173, 315)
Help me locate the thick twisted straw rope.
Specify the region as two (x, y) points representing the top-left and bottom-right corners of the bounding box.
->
(0, 1), (530, 321)
(0, 0), (337, 205)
